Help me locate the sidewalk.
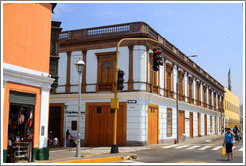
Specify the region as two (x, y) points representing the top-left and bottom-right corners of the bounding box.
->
(34, 134), (224, 163)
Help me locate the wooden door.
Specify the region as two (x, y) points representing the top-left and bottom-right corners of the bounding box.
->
(197, 112), (200, 136)
(204, 114), (207, 136)
(148, 104), (159, 144)
(190, 112), (193, 138)
(178, 110), (185, 140)
(85, 102), (126, 147)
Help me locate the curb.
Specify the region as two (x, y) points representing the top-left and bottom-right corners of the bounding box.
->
(54, 154), (137, 163)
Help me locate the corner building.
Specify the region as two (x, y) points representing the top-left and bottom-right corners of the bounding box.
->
(50, 22), (225, 147)
(224, 88), (240, 129)
(3, 3), (55, 162)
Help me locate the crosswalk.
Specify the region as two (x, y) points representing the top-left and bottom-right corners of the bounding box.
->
(162, 144), (244, 152)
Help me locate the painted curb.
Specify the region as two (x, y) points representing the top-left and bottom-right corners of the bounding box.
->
(54, 154), (137, 163)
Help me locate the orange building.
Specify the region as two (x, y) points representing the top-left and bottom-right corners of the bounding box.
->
(2, 3), (55, 162)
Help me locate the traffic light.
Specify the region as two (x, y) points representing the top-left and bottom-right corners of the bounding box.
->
(117, 69), (125, 91)
(153, 48), (163, 71)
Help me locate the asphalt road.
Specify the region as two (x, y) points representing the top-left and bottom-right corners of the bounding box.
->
(116, 137), (244, 164)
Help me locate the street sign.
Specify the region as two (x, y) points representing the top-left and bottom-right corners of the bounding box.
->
(127, 100), (137, 104)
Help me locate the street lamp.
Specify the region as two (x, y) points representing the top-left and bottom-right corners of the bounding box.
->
(176, 55), (198, 143)
(64, 102), (68, 147)
(75, 58), (85, 158)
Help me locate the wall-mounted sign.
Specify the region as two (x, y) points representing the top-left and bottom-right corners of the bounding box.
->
(41, 126), (45, 136)
(127, 100), (137, 104)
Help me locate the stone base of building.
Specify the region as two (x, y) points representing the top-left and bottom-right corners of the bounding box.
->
(3, 149), (7, 163)
(33, 147), (49, 161)
(126, 141), (147, 146)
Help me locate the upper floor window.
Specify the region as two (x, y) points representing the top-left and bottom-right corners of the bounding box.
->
(149, 54), (158, 94)
(213, 93), (216, 110)
(165, 64), (173, 98)
(203, 85), (207, 108)
(178, 71), (185, 101)
(217, 95), (220, 110)
(209, 89), (212, 109)
(96, 53), (116, 92)
(188, 77), (193, 104)
(196, 82), (201, 106)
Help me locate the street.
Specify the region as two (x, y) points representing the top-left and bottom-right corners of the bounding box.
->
(115, 136), (243, 163)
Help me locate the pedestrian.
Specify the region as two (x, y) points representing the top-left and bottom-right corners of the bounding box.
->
(66, 129), (72, 146)
(233, 125), (240, 142)
(48, 131), (53, 146)
(223, 128), (235, 161)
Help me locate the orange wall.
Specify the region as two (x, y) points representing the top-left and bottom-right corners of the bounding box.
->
(3, 82), (41, 150)
(3, 3), (52, 73)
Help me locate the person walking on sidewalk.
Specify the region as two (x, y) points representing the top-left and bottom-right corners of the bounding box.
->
(233, 125), (240, 142)
(223, 128), (235, 161)
(66, 129), (72, 147)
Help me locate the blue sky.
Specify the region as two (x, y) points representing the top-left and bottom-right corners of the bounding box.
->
(52, 2), (244, 104)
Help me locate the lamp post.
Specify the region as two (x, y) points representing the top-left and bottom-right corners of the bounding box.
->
(64, 102), (68, 147)
(75, 59), (85, 158)
(176, 55), (198, 143)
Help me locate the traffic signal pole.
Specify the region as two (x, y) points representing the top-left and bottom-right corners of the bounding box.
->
(110, 38), (161, 153)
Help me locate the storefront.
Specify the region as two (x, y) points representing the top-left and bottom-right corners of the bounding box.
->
(3, 72), (53, 163)
(7, 91), (35, 162)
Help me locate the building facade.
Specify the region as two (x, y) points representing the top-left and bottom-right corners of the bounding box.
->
(50, 22), (225, 147)
(3, 3), (55, 162)
(224, 88), (240, 129)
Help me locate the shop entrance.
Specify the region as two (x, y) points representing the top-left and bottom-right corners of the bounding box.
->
(7, 91), (35, 163)
(7, 104), (34, 163)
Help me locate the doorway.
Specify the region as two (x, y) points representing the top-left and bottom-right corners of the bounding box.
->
(148, 104), (159, 144)
(85, 102), (127, 147)
(48, 105), (64, 147)
(204, 114), (207, 136)
(178, 110), (185, 140)
(197, 112), (200, 137)
(190, 112), (193, 138)
(7, 104), (35, 162)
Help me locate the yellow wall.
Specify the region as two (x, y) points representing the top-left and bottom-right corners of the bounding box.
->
(224, 88), (240, 129)
(3, 3), (52, 73)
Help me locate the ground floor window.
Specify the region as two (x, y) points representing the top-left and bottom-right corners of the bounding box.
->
(166, 108), (172, 137)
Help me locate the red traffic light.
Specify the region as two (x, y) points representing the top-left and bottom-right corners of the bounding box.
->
(154, 49), (158, 54)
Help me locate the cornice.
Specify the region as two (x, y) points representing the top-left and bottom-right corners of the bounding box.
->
(50, 92), (221, 116)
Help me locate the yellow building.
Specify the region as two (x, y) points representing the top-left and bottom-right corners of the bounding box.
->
(224, 88), (240, 129)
